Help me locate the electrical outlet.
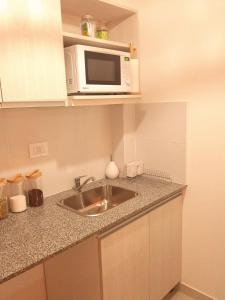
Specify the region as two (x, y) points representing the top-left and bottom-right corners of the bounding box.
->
(29, 142), (48, 159)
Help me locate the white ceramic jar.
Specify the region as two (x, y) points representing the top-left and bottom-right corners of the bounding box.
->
(105, 159), (119, 179)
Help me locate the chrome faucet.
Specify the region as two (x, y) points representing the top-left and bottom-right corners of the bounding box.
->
(73, 175), (95, 192)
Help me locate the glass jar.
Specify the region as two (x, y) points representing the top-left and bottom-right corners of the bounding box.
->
(0, 179), (8, 220)
(26, 170), (44, 207)
(7, 174), (24, 197)
(81, 15), (96, 38)
(96, 25), (108, 40)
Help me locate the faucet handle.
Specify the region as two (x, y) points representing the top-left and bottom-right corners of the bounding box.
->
(74, 175), (87, 188)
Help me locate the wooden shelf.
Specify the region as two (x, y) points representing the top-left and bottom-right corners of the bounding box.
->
(61, 0), (136, 28)
(63, 32), (130, 51)
(66, 94), (142, 106)
(0, 94), (142, 108)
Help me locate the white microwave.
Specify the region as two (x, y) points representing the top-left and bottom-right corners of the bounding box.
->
(64, 45), (131, 94)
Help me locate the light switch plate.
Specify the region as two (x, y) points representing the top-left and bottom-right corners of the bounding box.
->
(29, 142), (48, 159)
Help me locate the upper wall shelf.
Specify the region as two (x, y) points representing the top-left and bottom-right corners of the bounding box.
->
(66, 93), (142, 106)
(63, 32), (130, 51)
(61, 0), (137, 28)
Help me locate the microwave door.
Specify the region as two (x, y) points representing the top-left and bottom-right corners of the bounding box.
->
(82, 51), (121, 93)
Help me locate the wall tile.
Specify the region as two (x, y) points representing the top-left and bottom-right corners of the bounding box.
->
(135, 103), (187, 183)
(0, 107), (112, 196)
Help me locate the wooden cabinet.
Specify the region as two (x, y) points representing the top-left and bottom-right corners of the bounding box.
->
(100, 215), (149, 300)
(0, 196), (182, 299)
(0, 265), (47, 300)
(0, 0), (140, 106)
(149, 195), (182, 300)
(44, 237), (102, 300)
(100, 195), (182, 300)
(0, 0), (66, 103)
(44, 195), (183, 300)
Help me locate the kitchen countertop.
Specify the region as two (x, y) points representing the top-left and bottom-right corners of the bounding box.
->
(0, 176), (185, 284)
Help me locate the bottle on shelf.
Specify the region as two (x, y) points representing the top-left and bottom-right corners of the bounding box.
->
(80, 15), (96, 38)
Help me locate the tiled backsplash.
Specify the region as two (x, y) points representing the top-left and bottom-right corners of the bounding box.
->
(0, 106), (112, 196)
(135, 103), (187, 183)
(0, 103), (187, 197)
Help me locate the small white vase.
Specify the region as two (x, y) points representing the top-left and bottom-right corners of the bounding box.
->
(105, 161), (119, 179)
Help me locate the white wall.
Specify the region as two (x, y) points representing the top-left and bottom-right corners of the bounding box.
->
(134, 101), (225, 299)
(119, 0), (225, 298)
(184, 100), (225, 299)
(0, 106), (112, 196)
(135, 103), (186, 184)
(111, 104), (137, 176)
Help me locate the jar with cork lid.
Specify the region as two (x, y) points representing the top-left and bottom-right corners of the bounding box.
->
(7, 174), (27, 213)
(26, 170), (44, 207)
(7, 174), (24, 197)
(0, 179), (8, 220)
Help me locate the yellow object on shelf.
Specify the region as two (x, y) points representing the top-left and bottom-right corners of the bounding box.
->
(129, 43), (137, 59)
(96, 25), (109, 40)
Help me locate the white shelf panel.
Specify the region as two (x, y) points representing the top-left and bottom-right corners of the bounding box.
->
(61, 0), (136, 27)
(66, 94), (142, 106)
(0, 95), (142, 108)
(63, 32), (130, 51)
(69, 94), (141, 100)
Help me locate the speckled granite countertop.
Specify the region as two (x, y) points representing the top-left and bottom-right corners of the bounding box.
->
(0, 176), (185, 284)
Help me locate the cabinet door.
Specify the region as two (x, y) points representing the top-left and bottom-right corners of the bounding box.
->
(100, 215), (149, 300)
(0, 264), (47, 300)
(0, 0), (66, 102)
(149, 196), (182, 300)
(44, 237), (101, 300)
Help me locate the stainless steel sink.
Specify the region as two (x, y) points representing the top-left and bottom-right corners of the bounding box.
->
(58, 184), (138, 217)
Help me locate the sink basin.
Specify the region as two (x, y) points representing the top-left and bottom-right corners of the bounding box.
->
(58, 184), (137, 217)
